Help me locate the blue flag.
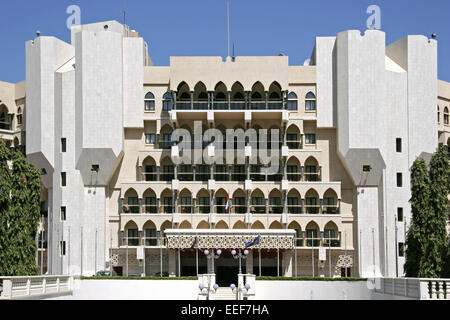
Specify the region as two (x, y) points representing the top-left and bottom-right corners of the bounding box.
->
(245, 235), (261, 248)
(190, 236), (198, 249)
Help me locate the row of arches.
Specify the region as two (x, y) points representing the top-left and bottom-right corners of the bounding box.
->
(144, 82), (316, 111)
(122, 187), (339, 215)
(122, 220), (340, 247)
(140, 154), (321, 182)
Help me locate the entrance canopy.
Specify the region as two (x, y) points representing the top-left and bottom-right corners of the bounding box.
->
(164, 229), (296, 250)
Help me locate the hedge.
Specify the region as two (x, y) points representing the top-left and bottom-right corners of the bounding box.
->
(256, 276), (367, 281)
(80, 276), (198, 280)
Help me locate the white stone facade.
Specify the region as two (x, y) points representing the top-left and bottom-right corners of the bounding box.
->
(0, 21), (449, 281)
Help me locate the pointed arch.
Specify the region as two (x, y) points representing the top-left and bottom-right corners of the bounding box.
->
(197, 220), (210, 229)
(233, 220), (246, 229)
(251, 220), (265, 229)
(269, 221), (283, 229)
(215, 220), (229, 229)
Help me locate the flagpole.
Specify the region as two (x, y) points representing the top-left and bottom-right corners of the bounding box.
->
(196, 235), (199, 276)
(259, 233), (261, 276)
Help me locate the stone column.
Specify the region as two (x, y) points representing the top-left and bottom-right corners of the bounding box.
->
(190, 91), (194, 109)
(173, 190), (178, 214)
(227, 91), (231, 109)
(120, 198), (124, 214)
(282, 250), (293, 277)
(157, 166), (160, 181)
(120, 231), (124, 246)
(172, 92), (177, 110)
(157, 198), (160, 214)
(139, 198), (143, 214)
(265, 91), (268, 109)
(193, 198), (196, 214)
(137, 166), (142, 181)
(265, 198), (269, 215)
(246, 251), (253, 274)
(301, 199), (305, 214)
(168, 250), (177, 277)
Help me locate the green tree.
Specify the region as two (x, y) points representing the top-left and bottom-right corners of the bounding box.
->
(0, 140), (12, 275)
(0, 141), (42, 276)
(405, 158), (432, 277)
(427, 145), (450, 278)
(8, 151), (42, 275)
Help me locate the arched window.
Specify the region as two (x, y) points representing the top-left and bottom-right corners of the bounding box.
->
(17, 107), (23, 125)
(444, 107), (449, 125)
(305, 92), (316, 111)
(162, 92), (172, 111)
(144, 92), (155, 111)
(287, 92), (298, 110)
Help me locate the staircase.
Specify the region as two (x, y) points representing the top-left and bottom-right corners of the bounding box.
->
(212, 287), (236, 300)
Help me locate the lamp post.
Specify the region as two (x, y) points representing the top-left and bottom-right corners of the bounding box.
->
(230, 282), (251, 300)
(232, 249), (249, 274)
(199, 282), (219, 301)
(204, 249), (221, 274)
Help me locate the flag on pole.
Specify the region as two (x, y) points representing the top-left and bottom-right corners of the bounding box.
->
(190, 236), (198, 250)
(225, 193), (232, 213)
(245, 235), (261, 248)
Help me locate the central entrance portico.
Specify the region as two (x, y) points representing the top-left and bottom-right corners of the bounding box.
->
(165, 229), (296, 283)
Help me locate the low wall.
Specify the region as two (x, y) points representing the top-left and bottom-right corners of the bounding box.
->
(46, 279), (199, 300)
(44, 279), (376, 300)
(251, 280), (372, 300)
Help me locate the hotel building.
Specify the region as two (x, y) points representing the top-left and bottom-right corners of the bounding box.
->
(0, 21), (449, 285)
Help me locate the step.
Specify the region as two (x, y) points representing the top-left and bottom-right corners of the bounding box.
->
(212, 287), (236, 300)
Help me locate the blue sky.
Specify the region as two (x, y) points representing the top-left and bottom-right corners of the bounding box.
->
(1, 0), (449, 83)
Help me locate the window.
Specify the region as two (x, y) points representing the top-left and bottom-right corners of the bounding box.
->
(397, 208), (403, 222)
(60, 241), (66, 256)
(145, 133), (156, 144)
(145, 229), (157, 246)
(144, 92), (155, 111)
(128, 197), (139, 213)
(127, 229), (139, 246)
(305, 134), (316, 145)
(306, 229), (319, 246)
(396, 138), (402, 153)
(145, 197), (156, 213)
(398, 243), (405, 257)
(61, 172), (66, 187)
(396, 173), (402, 187)
(61, 138), (66, 153)
(287, 92), (298, 110)
(305, 92), (316, 111)
(163, 92), (172, 111)
(61, 206), (66, 221)
(17, 107), (22, 125)
(199, 197), (210, 214)
(287, 197), (299, 214)
(306, 197), (318, 214)
(444, 107), (449, 125)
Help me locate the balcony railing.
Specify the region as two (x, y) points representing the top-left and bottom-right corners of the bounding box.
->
(230, 102), (245, 110)
(0, 121), (11, 131)
(193, 102), (208, 110)
(287, 140), (301, 149)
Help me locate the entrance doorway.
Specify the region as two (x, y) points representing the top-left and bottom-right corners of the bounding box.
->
(216, 266), (239, 287)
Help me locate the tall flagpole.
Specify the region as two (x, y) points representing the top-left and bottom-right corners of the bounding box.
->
(110, 233), (112, 276)
(40, 215), (44, 274)
(94, 228), (97, 275)
(227, 2), (230, 57)
(259, 233), (261, 276)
